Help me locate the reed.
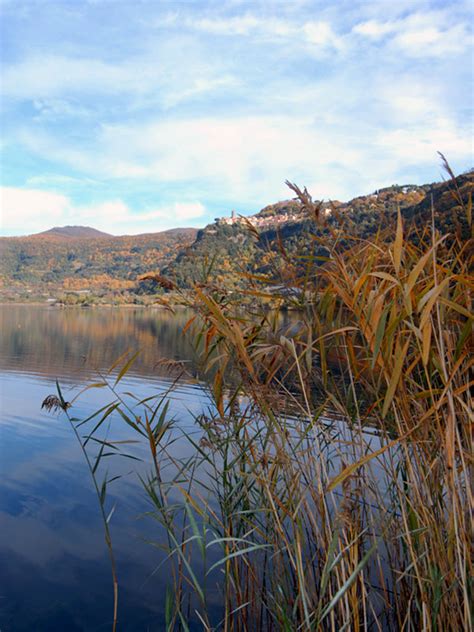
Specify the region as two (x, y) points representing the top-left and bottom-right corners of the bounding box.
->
(45, 160), (472, 630)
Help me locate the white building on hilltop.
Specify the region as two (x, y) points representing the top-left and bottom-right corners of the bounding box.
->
(218, 210), (240, 225)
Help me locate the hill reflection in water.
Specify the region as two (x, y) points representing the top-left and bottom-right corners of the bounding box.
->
(0, 304), (197, 383)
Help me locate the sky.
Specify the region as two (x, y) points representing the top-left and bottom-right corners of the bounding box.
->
(0, 0), (472, 236)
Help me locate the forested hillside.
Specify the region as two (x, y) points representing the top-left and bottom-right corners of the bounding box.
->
(33, 226), (113, 240)
(164, 172), (472, 289)
(0, 228), (197, 301)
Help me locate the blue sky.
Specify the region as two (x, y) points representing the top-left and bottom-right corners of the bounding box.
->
(0, 0), (472, 235)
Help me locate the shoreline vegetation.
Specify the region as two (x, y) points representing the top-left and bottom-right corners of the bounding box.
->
(44, 160), (472, 630)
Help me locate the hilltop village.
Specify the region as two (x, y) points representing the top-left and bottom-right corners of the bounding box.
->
(215, 183), (426, 229)
(216, 206), (304, 228)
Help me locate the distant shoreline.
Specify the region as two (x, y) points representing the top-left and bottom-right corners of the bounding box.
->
(0, 301), (182, 309)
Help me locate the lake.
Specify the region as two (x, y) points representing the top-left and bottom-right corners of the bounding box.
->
(0, 304), (396, 631)
(0, 304), (211, 632)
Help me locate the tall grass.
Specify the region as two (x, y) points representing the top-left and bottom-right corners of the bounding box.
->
(45, 161), (472, 630)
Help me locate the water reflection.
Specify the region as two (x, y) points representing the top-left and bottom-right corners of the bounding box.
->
(0, 305), (402, 630)
(0, 305), (206, 631)
(0, 304), (197, 383)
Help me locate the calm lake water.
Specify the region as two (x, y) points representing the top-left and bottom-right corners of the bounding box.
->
(0, 304), (210, 631)
(0, 304), (393, 631)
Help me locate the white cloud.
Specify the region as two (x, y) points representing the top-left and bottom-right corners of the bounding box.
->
(387, 93), (436, 118)
(376, 117), (472, 163)
(81, 115), (361, 200)
(378, 79), (445, 122)
(26, 174), (100, 187)
(14, 107), (471, 206)
(72, 199), (206, 233)
(160, 201), (205, 220)
(352, 20), (395, 39)
(1, 47), (235, 106)
(186, 14), (343, 50)
(77, 200), (131, 225)
(393, 21), (469, 57)
(0, 187), (206, 235)
(32, 99), (92, 120)
(353, 12), (471, 57)
(2, 56), (129, 100)
(1, 187), (68, 231)
(302, 21), (341, 48)
(191, 15), (261, 36)
(162, 75), (239, 109)
(109, 201), (206, 224)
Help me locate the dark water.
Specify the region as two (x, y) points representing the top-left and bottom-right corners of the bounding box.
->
(0, 305), (210, 631)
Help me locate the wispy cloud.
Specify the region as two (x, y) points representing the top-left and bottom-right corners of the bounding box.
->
(0, 0), (471, 236)
(185, 14), (344, 50)
(353, 11), (471, 57)
(15, 104), (470, 212)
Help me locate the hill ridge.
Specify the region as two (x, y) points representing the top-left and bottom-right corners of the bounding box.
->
(35, 225), (113, 240)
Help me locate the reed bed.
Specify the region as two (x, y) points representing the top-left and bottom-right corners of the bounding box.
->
(45, 163), (472, 630)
